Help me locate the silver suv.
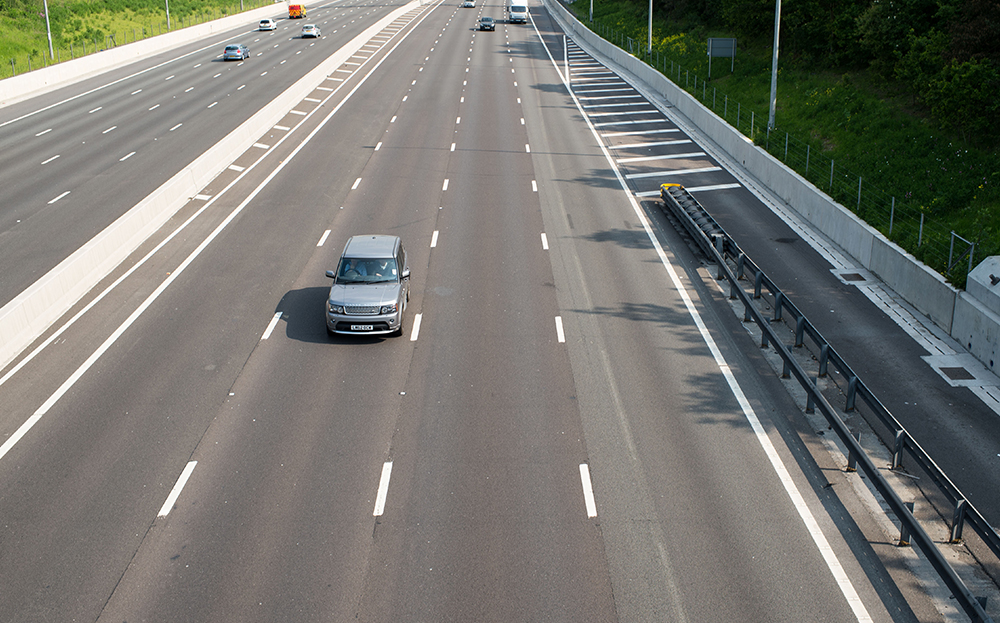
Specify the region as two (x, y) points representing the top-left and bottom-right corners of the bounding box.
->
(325, 235), (410, 337)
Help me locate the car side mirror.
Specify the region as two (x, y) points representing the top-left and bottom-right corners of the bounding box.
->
(402, 268), (410, 279)
(325, 270), (336, 279)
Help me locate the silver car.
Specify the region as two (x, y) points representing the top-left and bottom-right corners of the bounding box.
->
(325, 235), (410, 337)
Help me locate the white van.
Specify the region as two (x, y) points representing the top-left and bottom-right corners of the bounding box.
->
(508, 2), (528, 23)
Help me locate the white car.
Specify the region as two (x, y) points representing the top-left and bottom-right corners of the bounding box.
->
(462, 0), (475, 6)
(259, 18), (276, 31)
(301, 24), (321, 38)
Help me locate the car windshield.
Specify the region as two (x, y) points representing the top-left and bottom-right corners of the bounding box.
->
(337, 258), (398, 283)
(226, 45), (240, 50)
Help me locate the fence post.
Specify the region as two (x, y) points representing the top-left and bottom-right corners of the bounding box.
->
(857, 177), (862, 211)
(805, 144), (810, 175)
(918, 213), (924, 246)
(889, 197), (895, 235)
(10, 59), (15, 76)
(830, 159), (834, 191)
(784, 133), (788, 160)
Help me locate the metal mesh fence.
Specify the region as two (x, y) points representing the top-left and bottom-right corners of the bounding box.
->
(587, 20), (993, 288)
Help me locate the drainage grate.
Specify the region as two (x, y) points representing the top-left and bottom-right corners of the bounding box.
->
(941, 367), (976, 381)
(841, 273), (865, 282)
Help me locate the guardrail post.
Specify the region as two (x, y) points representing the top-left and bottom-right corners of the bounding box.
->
(736, 253), (746, 279)
(892, 430), (905, 469)
(845, 376), (859, 411)
(951, 499), (967, 543)
(805, 378), (817, 413)
(773, 292), (784, 321)
(899, 502), (915, 546)
(760, 320), (770, 348)
(795, 316), (806, 347)
(743, 300), (752, 322)
(846, 431), (861, 472)
(781, 357), (790, 378)
(715, 237), (725, 280)
(818, 344), (830, 377)
(754, 271), (764, 299)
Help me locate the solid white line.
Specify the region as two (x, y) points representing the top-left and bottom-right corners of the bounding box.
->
(555, 316), (565, 343)
(410, 313), (422, 341)
(261, 312), (282, 340)
(626, 166), (721, 180)
(373, 461), (393, 516)
(430, 230), (439, 247)
(158, 461), (197, 517)
(546, 33), (874, 622)
(541, 232), (548, 250)
(602, 129), (678, 138)
(687, 183), (742, 192)
(617, 152), (705, 164)
(317, 229), (331, 246)
(352, 178), (362, 190)
(579, 464), (597, 517)
(615, 139), (691, 149)
(48, 191), (70, 204)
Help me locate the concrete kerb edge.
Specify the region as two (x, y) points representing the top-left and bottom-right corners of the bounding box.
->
(543, 0), (975, 348)
(0, 4), (284, 107)
(0, 1), (422, 372)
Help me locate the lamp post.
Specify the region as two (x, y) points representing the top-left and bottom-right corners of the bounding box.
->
(767, 0), (781, 130)
(166, 0), (172, 30)
(647, 0), (652, 55)
(42, 0), (54, 59)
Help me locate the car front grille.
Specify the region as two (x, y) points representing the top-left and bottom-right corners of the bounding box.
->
(345, 305), (380, 315)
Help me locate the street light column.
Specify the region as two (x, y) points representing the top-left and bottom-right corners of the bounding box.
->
(767, 0), (781, 130)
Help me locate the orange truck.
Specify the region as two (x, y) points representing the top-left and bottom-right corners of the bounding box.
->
(288, 4), (306, 18)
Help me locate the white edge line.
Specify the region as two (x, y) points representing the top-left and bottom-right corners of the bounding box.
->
(373, 461), (393, 516)
(158, 460), (197, 517)
(541, 20), (874, 623)
(580, 463), (597, 517)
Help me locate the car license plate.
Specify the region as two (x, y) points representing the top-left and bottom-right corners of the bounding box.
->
(351, 324), (374, 331)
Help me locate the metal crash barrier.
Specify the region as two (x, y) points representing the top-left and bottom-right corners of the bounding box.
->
(659, 182), (997, 623)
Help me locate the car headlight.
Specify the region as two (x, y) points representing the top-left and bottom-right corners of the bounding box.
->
(329, 303), (345, 314)
(380, 303), (398, 314)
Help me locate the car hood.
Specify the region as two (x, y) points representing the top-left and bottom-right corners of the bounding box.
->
(328, 282), (401, 306)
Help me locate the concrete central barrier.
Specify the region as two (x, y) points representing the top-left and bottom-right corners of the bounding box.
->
(0, 1), (423, 371)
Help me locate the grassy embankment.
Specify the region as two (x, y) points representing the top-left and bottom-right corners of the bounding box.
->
(0, 0), (270, 77)
(568, 0), (999, 288)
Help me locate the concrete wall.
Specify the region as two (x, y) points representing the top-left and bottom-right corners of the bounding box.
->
(0, 2), (420, 371)
(544, 0), (998, 372)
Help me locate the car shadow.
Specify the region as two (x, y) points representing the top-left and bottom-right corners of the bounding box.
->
(278, 286), (392, 345)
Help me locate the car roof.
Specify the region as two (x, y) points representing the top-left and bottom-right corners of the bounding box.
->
(342, 235), (400, 258)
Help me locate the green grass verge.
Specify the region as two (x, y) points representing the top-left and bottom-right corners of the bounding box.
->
(0, 0), (271, 76)
(569, 0), (999, 288)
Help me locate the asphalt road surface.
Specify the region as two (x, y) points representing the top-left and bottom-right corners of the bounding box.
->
(0, 0), (988, 621)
